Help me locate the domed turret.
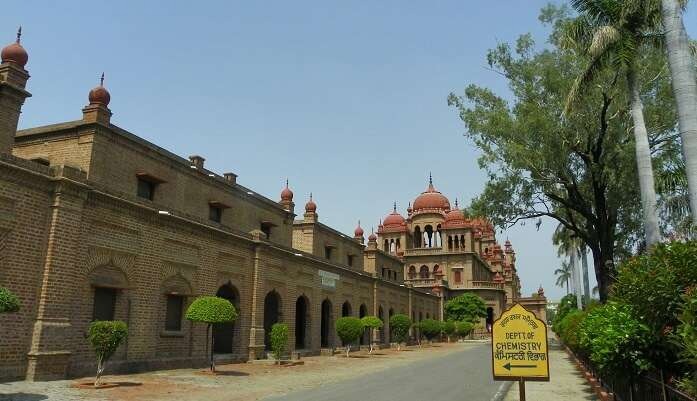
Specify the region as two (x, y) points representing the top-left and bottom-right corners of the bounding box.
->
(380, 202), (406, 233)
(354, 221), (364, 237)
(280, 179), (293, 202)
(368, 229), (377, 242)
(305, 193), (317, 213)
(88, 73), (110, 106)
(412, 174), (450, 212)
(444, 199), (467, 228)
(1, 27), (28, 68)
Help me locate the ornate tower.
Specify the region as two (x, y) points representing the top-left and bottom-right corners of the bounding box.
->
(0, 27), (31, 155)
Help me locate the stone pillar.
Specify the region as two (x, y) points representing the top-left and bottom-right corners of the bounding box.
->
(26, 167), (87, 380)
(247, 235), (266, 360)
(0, 61), (30, 154)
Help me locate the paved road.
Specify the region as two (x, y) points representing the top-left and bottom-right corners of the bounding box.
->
(264, 343), (508, 401)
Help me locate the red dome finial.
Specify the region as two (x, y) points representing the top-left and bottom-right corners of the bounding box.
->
(305, 193), (317, 213)
(88, 72), (111, 106)
(368, 227), (377, 241)
(354, 220), (364, 237)
(280, 179), (293, 202)
(1, 26), (29, 68)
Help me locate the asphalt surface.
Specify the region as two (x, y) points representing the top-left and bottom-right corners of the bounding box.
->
(264, 343), (508, 401)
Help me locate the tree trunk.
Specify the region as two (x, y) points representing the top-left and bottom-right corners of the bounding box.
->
(346, 344), (350, 358)
(570, 245), (583, 309)
(628, 67), (662, 246)
(94, 356), (105, 387)
(662, 0), (697, 221)
(580, 244), (591, 304)
(208, 324), (215, 373)
(589, 239), (614, 302)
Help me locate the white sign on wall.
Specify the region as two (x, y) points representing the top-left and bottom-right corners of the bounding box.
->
(319, 270), (340, 289)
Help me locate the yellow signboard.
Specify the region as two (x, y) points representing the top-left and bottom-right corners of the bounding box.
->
(492, 303), (549, 381)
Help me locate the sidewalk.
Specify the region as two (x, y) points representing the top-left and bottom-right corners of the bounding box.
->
(503, 337), (597, 401)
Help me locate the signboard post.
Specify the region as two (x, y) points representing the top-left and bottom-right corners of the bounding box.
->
(491, 303), (549, 400)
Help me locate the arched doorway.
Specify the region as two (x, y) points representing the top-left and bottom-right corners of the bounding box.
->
(388, 308), (394, 342)
(213, 283), (239, 354)
(359, 304), (368, 345)
(378, 306), (385, 344)
(486, 307), (494, 333)
(264, 290), (282, 351)
(295, 296), (310, 349)
(342, 301), (352, 317)
(321, 299), (333, 348)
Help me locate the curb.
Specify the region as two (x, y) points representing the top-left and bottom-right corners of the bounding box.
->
(562, 346), (611, 401)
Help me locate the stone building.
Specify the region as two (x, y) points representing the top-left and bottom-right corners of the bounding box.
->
(0, 31), (541, 382)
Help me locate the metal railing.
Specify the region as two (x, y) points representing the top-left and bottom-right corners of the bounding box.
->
(575, 353), (695, 401)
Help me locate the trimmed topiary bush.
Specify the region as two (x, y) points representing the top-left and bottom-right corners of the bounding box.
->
(454, 321), (473, 340)
(270, 323), (289, 363)
(0, 287), (20, 314)
(360, 316), (383, 354)
(88, 320), (128, 387)
(336, 317), (364, 357)
(442, 320), (456, 342)
(444, 293), (487, 323)
(419, 319), (442, 343)
(389, 314), (412, 350)
(186, 296), (237, 372)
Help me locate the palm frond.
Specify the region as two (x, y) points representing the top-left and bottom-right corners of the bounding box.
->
(589, 25), (621, 57)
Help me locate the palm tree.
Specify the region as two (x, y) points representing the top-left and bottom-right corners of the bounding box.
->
(565, 0), (662, 246)
(552, 223), (585, 307)
(554, 262), (572, 294)
(660, 0), (697, 223)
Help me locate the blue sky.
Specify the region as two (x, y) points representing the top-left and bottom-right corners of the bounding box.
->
(3, 1), (695, 301)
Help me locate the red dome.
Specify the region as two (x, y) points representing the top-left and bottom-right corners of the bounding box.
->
(280, 180), (293, 202)
(305, 194), (317, 213)
(354, 222), (364, 237)
(412, 178), (450, 212)
(89, 86), (110, 106)
(368, 232), (377, 241)
(2, 28), (28, 68)
(444, 208), (466, 227)
(383, 211), (405, 227)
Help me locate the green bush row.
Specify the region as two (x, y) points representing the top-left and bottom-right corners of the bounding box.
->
(552, 241), (697, 392)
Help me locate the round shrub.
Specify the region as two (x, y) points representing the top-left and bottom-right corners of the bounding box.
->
(455, 321), (473, 339)
(552, 294), (578, 334)
(0, 287), (20, 314)
(270, 323), (289, 362)
(444, 293), (487, 323)
(185, 296), (237, 324)
(88, 320), (128, 386)
(389, 314), (412, 350)
(336, 317), (364, 357)
(579, 302), (653, 378)
(442, 320), (456, 341)
(419, 319), (442, 341)
(361, 316), (383, 353)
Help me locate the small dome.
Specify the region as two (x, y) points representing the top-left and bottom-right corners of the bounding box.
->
(368, 232), (377, 241)
(383, 211), (405, 227)
(305, 194), (317, 213)
(89, 81), (111, 106)
(537, 286), (545, 296)
(412, 176), (450, 212)
(280, 180), (293, 202)
(354, 222), (364, 237)
(1, 28), (28, 68)
(444, 207), (467, 228)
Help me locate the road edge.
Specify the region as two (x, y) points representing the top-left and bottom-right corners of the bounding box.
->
(490, 381), (513, 401)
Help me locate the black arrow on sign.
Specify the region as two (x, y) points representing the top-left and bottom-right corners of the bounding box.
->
(503, 363), (537, 371)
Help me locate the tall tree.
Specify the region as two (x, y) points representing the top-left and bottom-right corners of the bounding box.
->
(448, 6), (676, 301)
(564, 0), (663, 246)
(661, 0), (697, 223)
(554, 261), (572, 294)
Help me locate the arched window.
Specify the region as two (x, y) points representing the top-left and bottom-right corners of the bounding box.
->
(408, 266), (416, 279)
(342, 301), (352, 317)
(424, 225), (434, 248)
(448, 236), (453, 249)
(460, 235), (465, 249)
(384, 239), (389, 252)
(419, 265), (429, 279)
(413, 226), (422, 248)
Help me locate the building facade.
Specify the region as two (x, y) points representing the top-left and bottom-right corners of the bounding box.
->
(0, 32), (542, 382)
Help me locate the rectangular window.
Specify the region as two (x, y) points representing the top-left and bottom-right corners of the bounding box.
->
(165, 295), (184, 331)
(137, 178), (156, 200)
(347, 255), (354, 267)
(454, 270), (462, 284)
(93, 287), (116, 321)
(261, 223), (272, 239)
(209, 205), (223, 223)
(324, 246), (332, 260)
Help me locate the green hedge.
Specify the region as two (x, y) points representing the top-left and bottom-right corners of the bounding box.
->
(0, 287), (20, 314)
